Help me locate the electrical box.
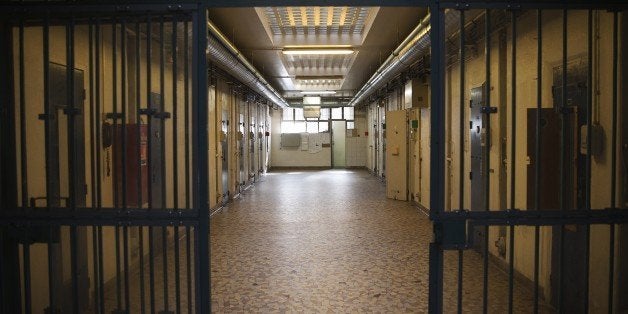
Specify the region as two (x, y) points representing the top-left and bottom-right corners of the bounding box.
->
(580, 124), (604, 157)
(113, 124), (149, 208)
(281, 133), (301, 148)
(410, 119), (419, 129)
(404, 76), (430, 109)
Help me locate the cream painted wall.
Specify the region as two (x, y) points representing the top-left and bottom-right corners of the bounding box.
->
(13, 23), (193, 313)
(270, 111), (331, 168)
(363, 10), (624, 311)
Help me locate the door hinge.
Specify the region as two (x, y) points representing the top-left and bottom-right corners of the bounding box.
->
(469, 171), (473, 180)
(480, 106), (498, 114)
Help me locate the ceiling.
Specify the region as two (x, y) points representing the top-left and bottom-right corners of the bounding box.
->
(207, 6), (427, 106)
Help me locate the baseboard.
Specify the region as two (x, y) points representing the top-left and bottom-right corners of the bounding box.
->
(488, 253), (547, 303)
(411, 200), (430, 217)
(269, 166), (332, 171)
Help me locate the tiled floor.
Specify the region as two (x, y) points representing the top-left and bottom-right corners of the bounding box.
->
(210, 169), (554, 312)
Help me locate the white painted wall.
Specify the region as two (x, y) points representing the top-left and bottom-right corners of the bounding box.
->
(269, 111), (331, 168)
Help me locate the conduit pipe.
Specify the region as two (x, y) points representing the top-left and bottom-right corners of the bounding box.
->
(207, 19), (289, 108)
(348, 10), (462, 107)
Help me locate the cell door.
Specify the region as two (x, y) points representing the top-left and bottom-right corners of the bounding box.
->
(385, 110), (408, 200)
(332, 121), (346, 168)
(238, 101), (246, 189)
(469, 85), (487, 251)
(379, 106), (386, 177)
(220, 107), (229, 202)
(44, 63), (89, 313)
(547, 62), (588, 312)
(258, 106), (264, 174)
(249, 105), (257, 182)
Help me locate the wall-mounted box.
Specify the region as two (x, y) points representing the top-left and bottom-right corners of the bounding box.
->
(113, 124), (148, 208)
(404, 76), (430, 109)
(281, 133), (301, 148)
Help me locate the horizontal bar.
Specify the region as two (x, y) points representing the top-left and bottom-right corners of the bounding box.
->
(432, 209), (628, 225)
(0, 209), (200, 226)
(438, 1), (628, 10)
(0, 3), (197, 14)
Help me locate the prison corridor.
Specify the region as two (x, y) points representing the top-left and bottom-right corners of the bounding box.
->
(209, 170), (550, 312)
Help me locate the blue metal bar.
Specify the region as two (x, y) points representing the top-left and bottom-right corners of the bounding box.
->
(428, 2), (445, 312)
(609, 11), (619, 313)
(457, 9), (466, 313)
(120, 17), (131, 313)
(159, 17), (169, 312)
(193, 4), (210, 313)
(172, 16), (182, 314)
(557, 9), (568, 312)
(482, 10), (491, 313)
(533, 10), (542, 314)
(508, 9), (517, 314)
(583, 9), (593, 314)
(135, 19), (146, 314)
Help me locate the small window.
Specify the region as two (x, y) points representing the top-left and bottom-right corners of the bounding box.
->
(320, 108), (330, 120)
(347, 121), (355, 130)
(343, 107), (354, 120)
(306, 121), (319, 133)
(331, 107), (342, 119)
(294, 121), (306, 133)
(282, 108), (293, 121)
(294, 108), (305, 120)
(319, 121), (329, 132)
(281, 121), (295, 133)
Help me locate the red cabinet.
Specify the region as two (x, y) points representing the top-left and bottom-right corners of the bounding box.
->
(113, 124), (148, 208)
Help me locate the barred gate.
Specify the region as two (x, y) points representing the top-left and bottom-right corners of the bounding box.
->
(1, 1), (627, 314)
(428, 1), (628, 313)
(0, 3), (210, 313)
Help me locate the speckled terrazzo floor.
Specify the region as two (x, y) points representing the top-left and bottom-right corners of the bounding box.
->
(210, 169), (554, 313)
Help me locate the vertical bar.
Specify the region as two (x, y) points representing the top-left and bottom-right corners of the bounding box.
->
(186, 226), (193, 313)
(483, 9), (491, 314)
(508, 10), (517, 314)
(112, 19), (123, 312)
(184, 19), (193, 314)
(17, 15), (29, 312)
(193, 5), (210, 314)
(66, 15), (81, 314)
(557, 8), (568, 313)
(146, 12), (156, 314)
(184, 19), (190, 211)
(583, 9), (593, 314)
(121, 18), (128, 211)
(172, 15), (182, 314)
(113, 18), (120, 210)
(428, 1), (445, 312)
(87, 18), (101, 314)
(98, 226), (105, 314)
(159, 15), (169, 313)
(146, 13), (153, 213)
(135, 19), (146, 314)
(123, 226), (130, 312)
(120, 17), (131, 313)
(609, 10), (619, 313)
(95, 17), (105, 314)
(533, 9), (543, 314)
(23, 242), (31, 314)
(457, 9), (465, 314)
(42, 10), (56, 313)
(115, 228), (122, 311)
(18, 8), (27, 210)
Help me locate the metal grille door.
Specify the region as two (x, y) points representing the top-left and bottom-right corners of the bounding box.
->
(0, 4), (210, 313)
(428, 3), (628, 313)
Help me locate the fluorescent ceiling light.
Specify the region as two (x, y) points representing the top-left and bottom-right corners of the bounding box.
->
(283, 48), (354, 55)
(300, 90), (337, 95)
(295, 75), (344, 81)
